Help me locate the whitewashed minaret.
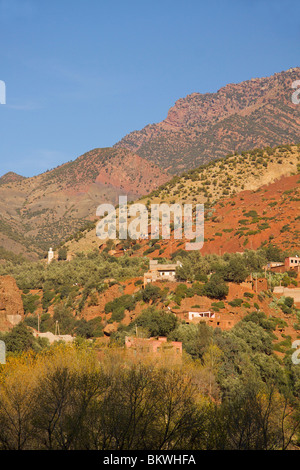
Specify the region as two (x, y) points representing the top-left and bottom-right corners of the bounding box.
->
(47, 247), (54, 264)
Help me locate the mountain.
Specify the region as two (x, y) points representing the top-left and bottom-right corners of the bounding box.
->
(63, 143), (300, 257)
(0, 147), (169, 259)
(115, 67), (300, 173)
(2, 68), (300, 260)
(0, 172), (26, 185)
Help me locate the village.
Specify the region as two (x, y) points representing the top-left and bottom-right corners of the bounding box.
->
(0, 249), (298, 363)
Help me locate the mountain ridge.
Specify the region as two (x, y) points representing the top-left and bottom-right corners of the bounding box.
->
(114, 67), (300, 173)
(1, 68), (300, 260)
(0, 172), (26, 185)
(0, 147), (169, 258)
(63, 143), (300, 257)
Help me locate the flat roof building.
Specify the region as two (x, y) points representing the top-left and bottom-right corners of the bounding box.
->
(125, 336), (182, 356)
(285, 256), (300, 271)
(144, 260), (182, 286)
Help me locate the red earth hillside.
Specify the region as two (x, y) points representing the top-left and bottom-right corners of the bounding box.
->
(99, 171), (300, 258)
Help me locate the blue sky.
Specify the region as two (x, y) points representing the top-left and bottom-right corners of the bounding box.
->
(0, 0), (299, 177)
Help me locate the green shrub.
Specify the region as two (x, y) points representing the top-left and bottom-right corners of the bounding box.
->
(228, 298), (243, 307)
(142, 284), (162, 303)
(105, 294), (137, 316)
(134, 307), (177, 337)
(203, 274), (229, 300)
(211, 301), (225, 309)
(284, 297), (294, 308)
(280, 304), (292, 315)
(22, 293), (40, 314)
(42, 290), (56, 310)
(244, 292), (254, 299)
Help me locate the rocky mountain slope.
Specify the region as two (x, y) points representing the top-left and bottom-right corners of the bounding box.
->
(0, 172), (26, 185)
(0, 147), (169, 259)
(115, 68), (300, 173)
(63, 144), (300, 257)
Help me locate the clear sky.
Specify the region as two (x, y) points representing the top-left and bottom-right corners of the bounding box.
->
(0, 0), (299, 177)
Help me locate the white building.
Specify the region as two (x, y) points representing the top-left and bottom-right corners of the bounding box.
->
(188, 311), (215, 321)
(47, 248), (54, 264)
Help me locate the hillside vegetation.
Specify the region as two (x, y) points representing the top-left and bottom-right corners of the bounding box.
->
(0, 242), (300, 449)
(0, 340), (299, 450)
(64, 144), (300, 257)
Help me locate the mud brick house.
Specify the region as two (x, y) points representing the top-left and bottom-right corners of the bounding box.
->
(264, 257), (300, 274)
(125, 336), (182, 356)
(264, 261), (285, 273)
(0, 276), (24, 332)
(144, 260), (182, 286)
(285, 256), (300, 272)
(273, 286), (300, 306)
(176, 310), (235, 330)
(253, 277), (268, 293)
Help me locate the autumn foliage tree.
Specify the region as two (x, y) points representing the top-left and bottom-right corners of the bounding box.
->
(0, 342), (298, 450)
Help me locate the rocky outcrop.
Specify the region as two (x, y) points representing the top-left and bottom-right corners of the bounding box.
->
(0, 276), (24, 332)
(115, 67), (300, 173)
(0, 172), (26, 185)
